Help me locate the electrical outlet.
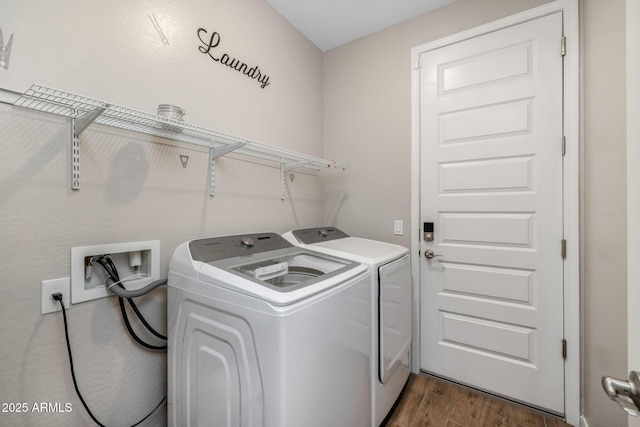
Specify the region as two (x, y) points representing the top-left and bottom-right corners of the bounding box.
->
(41, 277), (71, 314)
(71, 241), (160, 304)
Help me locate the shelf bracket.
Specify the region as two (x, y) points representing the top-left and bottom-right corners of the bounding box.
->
(280, 160), (314, 200)
(69, 107), (105, 190)
(208, 142), (246, 196)
(75, 107), (106, 135)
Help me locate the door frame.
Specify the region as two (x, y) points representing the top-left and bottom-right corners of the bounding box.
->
(627, 0), (639, 426)
(409, 1), (580, 425)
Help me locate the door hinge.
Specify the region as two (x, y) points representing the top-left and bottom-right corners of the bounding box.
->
(561, 239), (567, 259)
(562, 339), (567, 360)
(561, 37), (567, 56)
(562, 136), (566, 156)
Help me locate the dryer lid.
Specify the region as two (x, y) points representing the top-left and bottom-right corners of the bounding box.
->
(310, 238), (408, 263)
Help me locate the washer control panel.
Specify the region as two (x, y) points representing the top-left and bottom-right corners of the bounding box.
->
(189, 233), (292, 263)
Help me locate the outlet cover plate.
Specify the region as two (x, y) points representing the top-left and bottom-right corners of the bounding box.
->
(394, 220), (404, 236)
(41, 277), (71, 314)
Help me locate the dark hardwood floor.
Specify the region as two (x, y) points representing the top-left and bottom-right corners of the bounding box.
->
(384, 374), (573, 427)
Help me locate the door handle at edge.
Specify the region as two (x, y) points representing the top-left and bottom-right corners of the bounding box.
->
(602, 371), (640, 416)
(424, 249), (443, 260)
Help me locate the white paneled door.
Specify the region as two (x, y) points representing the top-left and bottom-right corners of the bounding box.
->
(418, 12), (565, 413)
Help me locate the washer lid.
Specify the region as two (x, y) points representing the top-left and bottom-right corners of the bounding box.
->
(223, 249), (357, 292)
(186, 233), (367, 305)
(194, 251), (367, 306)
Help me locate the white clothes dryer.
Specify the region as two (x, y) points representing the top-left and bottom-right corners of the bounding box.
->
(168, 232), (371, 427)
(282, 227), (412, 427)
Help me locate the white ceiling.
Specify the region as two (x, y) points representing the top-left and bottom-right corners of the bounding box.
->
(265, 0), (458, 52)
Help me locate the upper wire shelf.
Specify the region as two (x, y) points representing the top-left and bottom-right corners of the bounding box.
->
(10, 84), (349, 171)
(3, 84), (348, 198)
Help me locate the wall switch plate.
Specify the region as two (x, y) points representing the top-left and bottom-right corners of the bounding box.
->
(71, 240), (160, 304)
(41, 277), (71, 314)
(394, 220), (404, 236)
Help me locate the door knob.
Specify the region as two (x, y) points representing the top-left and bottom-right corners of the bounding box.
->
(424, 249), (443, 259)
(602, 371), (640, 416)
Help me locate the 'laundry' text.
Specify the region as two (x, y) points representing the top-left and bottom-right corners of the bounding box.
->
(197, 28), (271, 89)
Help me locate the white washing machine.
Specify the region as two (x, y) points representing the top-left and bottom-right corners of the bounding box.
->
(282, 227), (412, 427)
(168, 232), (371, 427)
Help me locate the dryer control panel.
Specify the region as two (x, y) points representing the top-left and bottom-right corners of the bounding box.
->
(291, 227), (350, 244)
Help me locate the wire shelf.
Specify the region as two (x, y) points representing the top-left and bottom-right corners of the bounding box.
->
(11, 84), (349, 171)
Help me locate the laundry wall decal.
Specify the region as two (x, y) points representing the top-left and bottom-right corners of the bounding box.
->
(197, 28), (270, 89)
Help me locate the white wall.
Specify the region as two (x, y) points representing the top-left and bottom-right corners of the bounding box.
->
(0, 1), (328, 425)
(323, 0), (629, 426)
(1, 0), (631, 426)
(322, 0), (556, 247)
(628, 1), (640, 427)
(582, 0), (628, 426)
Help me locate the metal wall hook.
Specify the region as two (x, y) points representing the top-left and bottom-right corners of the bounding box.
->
(0, 28), (14, 70)
(148, 14), (170, 45)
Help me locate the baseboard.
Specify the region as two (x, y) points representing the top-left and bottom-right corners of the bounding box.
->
(580, 415), (590, 427)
